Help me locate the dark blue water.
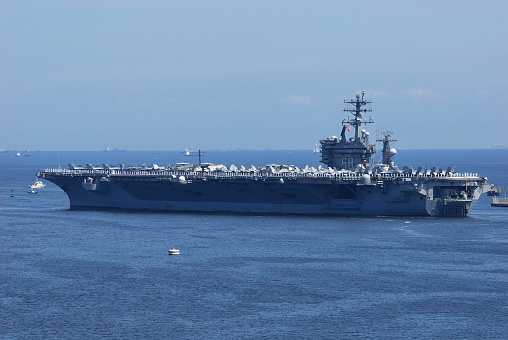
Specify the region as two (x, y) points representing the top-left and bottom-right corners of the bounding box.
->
(1, 150), (507, 339)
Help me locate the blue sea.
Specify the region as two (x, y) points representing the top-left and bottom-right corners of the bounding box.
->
(1, 149), (507, 339)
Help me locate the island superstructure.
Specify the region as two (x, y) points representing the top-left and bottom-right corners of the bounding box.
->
(37, 92), (499, 217)
(320, 91), (376, 170)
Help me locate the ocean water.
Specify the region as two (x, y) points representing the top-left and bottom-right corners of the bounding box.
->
(1, 150), (507, 339)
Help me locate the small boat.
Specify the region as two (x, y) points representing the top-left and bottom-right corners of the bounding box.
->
(491, 197), (508, 207)
(181, 148), (206, 156)
(28, 189), (37, 194)
(168, 248), (180, 255)
(29, 180), (46, 189)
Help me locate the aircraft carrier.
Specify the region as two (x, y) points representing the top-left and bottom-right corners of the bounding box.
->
(37, 91), (499, 217)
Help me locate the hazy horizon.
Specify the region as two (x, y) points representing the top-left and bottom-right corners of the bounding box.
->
(4, 146), (508, 153)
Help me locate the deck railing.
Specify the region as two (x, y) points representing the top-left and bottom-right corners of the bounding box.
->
(40, 168), (482, 182)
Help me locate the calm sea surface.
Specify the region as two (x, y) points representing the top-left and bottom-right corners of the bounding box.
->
(1, 150), (507, 339)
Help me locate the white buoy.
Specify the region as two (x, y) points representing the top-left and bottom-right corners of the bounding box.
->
(168, 248), (180, 255)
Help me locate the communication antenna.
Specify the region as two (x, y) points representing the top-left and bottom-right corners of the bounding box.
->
(343, 90), (374, 143)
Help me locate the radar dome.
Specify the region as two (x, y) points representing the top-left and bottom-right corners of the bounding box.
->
(388, 148), (397, 156)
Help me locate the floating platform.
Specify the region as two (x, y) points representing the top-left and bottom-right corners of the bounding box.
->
(491, 197), (508, 207)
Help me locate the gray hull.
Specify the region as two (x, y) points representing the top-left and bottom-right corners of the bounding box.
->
(38, 170), (489, 217)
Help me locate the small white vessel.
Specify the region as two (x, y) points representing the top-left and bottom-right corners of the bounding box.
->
(168, 248), (180, 255)
(28, 189), (37, 194)
(181, 148), (206, 156)
(29, 180), (46, 189)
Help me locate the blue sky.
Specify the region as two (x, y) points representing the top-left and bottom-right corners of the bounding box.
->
(1, 0), (507, 150)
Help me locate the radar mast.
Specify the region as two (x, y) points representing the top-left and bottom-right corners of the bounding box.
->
(376, 131), (397, 165)
(342, 90), (374, 143)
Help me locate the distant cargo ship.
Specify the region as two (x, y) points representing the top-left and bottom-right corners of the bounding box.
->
(103, 147), (126, 152)
(38, 91), (499, 217)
